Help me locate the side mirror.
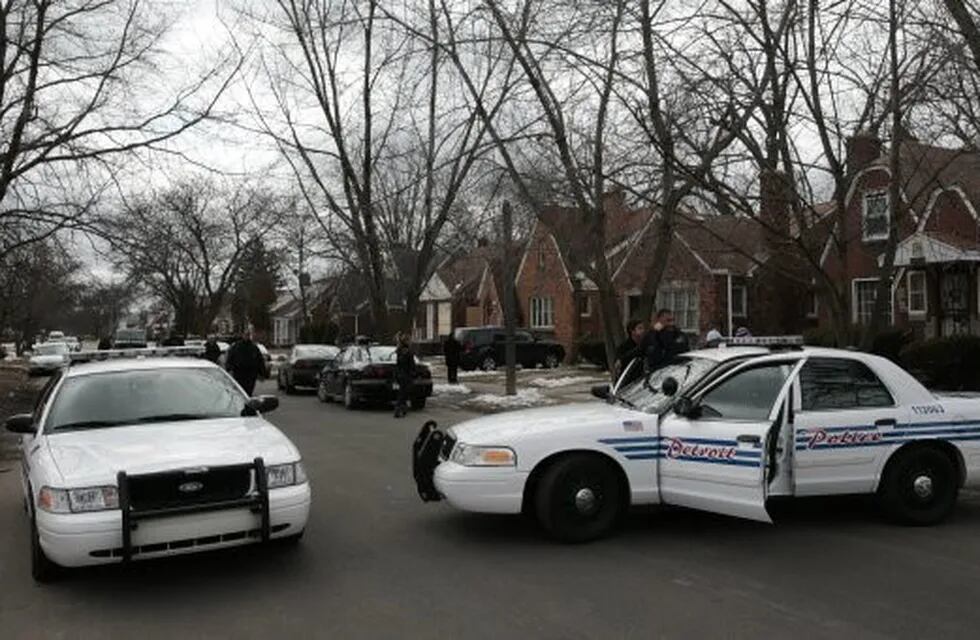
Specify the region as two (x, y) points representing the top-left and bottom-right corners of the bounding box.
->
(245, 395), (279, 415)
(661, 376), (679, 397)
(5, 413), (35, 434)
(591, 384), (610, 400)
(673, 396), (700, 419)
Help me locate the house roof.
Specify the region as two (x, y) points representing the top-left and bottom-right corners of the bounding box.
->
(869, 141), (980, 215)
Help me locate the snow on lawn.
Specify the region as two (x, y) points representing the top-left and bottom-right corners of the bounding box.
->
(529, 376), (603, 389)
(458, 369), (498, 378)
(433, 383), (472, 396)
(466, 388), (553, 409)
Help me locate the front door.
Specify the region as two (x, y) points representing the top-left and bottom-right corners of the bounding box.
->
(659, 359), (801, 522)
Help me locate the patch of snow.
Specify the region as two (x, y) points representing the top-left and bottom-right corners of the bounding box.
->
(466, 388), (553, 409)
(529, 376), (603, 389)
(458, 369), (498, 378)
(433, 383), (472, 396)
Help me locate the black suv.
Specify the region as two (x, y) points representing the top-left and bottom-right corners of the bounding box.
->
(455, 326), (565, 371)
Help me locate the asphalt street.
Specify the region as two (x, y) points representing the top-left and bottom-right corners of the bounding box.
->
(3, 381), (980, 639)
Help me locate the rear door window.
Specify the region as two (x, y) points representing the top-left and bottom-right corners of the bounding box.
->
(800, 358), (894, 411)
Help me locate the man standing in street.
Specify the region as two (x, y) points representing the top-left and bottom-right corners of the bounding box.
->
(443, 332), (461, 384)
(615, 319), (647, 383)
(203, 336), (221, 364)
(643, 309), (689, 372)
(225, 329), (267, 396)
(394, 332), (415, 418)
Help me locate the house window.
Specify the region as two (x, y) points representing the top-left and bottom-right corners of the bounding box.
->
(579, 296), (592, 317)
(862, 192), (890, 242)
(537, 244), (547, 269)
(805, 290), (818, 318)
(907, 271), (926, 315)
(731, 282), (747, 318)
(853, 279), (892, 325)
(530, 296), (554, 328)
(656, 286), (699, 333)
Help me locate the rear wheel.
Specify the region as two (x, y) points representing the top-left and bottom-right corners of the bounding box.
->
(544, 353), (560, 369)
(481, 355), (497, 372)
(535, 454), (624, 543)
(878, 446), (958, 525)
(30, 512), (61, 583)
(317, 383), (332, 403)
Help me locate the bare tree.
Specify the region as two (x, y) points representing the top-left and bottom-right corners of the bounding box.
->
(102, 179), (283, 335)
(943, 0), (980, 74)
(0, 0), (239, 260)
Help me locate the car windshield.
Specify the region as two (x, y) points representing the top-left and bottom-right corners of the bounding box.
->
(295, 345), (338, 359)
(35, 343), (68, 356)
(615, 356), (718, 413)
(45, 367), (248, 432)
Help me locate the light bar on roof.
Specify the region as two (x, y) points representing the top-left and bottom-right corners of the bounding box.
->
(723, 336), (804, 346)
(69, 346), (205, 362)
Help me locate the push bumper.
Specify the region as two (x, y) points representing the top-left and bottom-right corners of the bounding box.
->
(412, 422), (526, 514)
(36, 463), (310, 568)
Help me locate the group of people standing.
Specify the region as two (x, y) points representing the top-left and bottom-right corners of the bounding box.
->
(614, 309), (690, 384)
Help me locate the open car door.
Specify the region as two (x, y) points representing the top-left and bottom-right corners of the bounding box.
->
(658, 357), (804, 522)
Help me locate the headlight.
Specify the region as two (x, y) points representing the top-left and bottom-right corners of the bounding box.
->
(450, 443), (517, 467)
(38, 485), (119, 514)
(266, 461), (307, 489)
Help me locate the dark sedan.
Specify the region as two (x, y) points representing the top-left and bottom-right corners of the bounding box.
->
(317, 345), (433, 409)
(455, 327), (565, 371)
(277, 344), (340, 393)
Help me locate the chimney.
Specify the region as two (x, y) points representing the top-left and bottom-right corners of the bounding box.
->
(845, 130), (883, 175)
(760, 169), (792, 239)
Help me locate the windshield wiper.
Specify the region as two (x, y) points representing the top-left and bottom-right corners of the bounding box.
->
(53, 420), (126, 431)
(134, 413), (213, 424)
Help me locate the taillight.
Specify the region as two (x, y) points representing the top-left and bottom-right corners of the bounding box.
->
(363, 365), (388, 378)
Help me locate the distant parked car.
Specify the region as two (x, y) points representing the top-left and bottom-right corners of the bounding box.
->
(63, 336), (81, 352)
(47, 331), (65, 343)
(28, 342), (70, 376)
(454, 326), (565, 371)
(318, 344), (432, 409)
(277, 345), (339, 394)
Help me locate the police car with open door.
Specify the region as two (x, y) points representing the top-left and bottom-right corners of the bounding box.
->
(5, 347), (310, 582)
(413, 338), (980, 542)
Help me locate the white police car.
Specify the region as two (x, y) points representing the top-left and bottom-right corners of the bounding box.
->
(6, 348), (310, 581)
(413, 339), (980, 542)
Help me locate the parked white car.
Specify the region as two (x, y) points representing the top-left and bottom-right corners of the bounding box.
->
(28, 343), (70, 376)
(414, 342), (980, 541)
(6, 353), (310, 581)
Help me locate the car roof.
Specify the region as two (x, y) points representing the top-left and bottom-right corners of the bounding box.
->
(65, 357), (217, 378)
(685, 346), (770, 362)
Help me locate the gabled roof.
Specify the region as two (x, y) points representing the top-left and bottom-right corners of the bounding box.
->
(874, 141), (980, 215)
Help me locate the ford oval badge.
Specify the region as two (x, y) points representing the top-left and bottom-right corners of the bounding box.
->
(178, 481), (204, 493)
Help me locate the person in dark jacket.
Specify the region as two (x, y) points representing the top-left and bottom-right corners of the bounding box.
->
(643, 309), (689, 372)
(443, 333), (461, 384)
(203, 336), (221, 363)
(225, 329), (267, 396)
(393, 333), (415, 418)
(615, 318), (648, 384)
(97, 335), (112, 351)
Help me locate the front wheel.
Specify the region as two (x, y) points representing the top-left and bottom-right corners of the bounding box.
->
(480, 355), (497, 372)
(535, 454), (624, 543)
(878, 446), (958, 525)
(317, 383), (332, 403)
(544, 353), (560, 369)
(31, 514), (61, 583)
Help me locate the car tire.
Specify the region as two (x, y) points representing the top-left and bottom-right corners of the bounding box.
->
(535, 454), (623, 543)
(317, 383), (332, 403)
(480, 355), (497, 372)
(411, 398), (426, 410)
(544, 353), (560, 369)
(878, 446), (959, 525)
(31, 513), (61, 583)
(343, 382), (358, 409)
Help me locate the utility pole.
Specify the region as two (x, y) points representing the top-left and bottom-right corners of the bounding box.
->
(502, 200), (517, 396)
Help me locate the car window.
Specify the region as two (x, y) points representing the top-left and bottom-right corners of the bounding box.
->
(800, 358), (894, 411)
(45, 368), (248, 432)
(698, 362), (794, 421)
(617, 357), (718, 414)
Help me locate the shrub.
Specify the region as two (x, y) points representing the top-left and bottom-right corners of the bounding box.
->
(900, 335), (980, 391)
(869, 328), (911, 363)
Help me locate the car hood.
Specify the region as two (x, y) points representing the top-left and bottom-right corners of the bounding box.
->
(44, 417), (300, 486)
(448, 402), (645, 445)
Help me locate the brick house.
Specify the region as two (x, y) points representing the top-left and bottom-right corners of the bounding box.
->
(821, 135), (980, 338)
(415, 240), (519, 348)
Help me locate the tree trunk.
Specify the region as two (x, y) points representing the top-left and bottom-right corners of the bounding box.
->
(502, 201), (517, 396)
